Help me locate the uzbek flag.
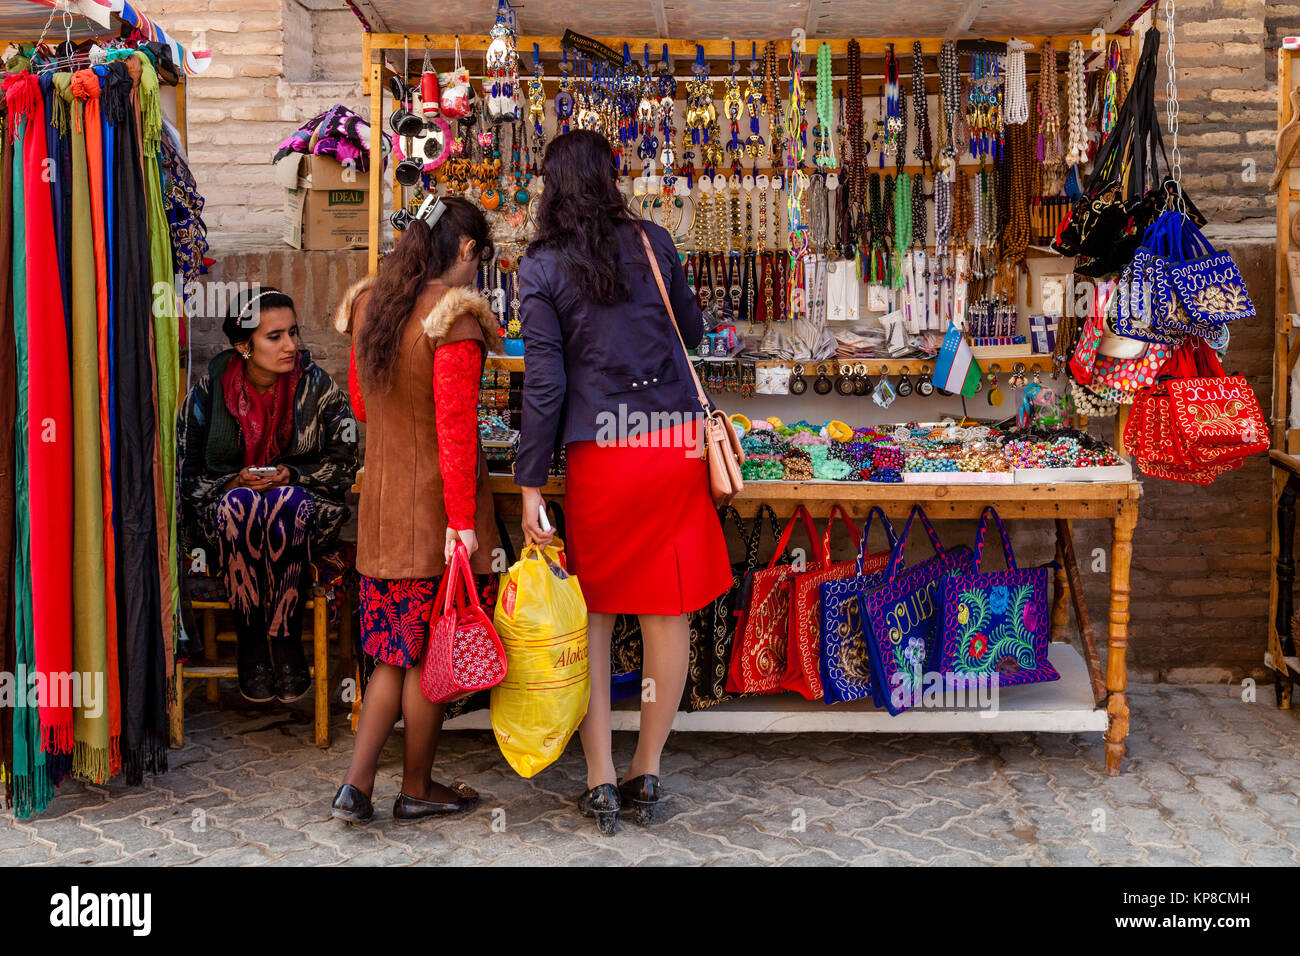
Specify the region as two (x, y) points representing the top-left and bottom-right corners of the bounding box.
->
(933, 321), (982, 397)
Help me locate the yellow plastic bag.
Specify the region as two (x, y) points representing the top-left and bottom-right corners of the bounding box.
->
(490, 540), (590, 778)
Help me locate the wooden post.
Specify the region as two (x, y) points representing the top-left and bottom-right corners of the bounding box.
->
(1276, 47), (1292, 449)
(169, 657), (184, 749)
(1104, 500), (1138, 775)
(314, 592), (330, 749)
(368, 61), (383, 276)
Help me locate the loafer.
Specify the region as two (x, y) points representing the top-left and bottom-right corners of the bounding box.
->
(237, 662), (276, 704)
(274, 661), (312, 704)
(618, 774), (662, 826)
(392, 783), (480, 821)
(330, 784), (374, 823)
(578, 783), (621, 836)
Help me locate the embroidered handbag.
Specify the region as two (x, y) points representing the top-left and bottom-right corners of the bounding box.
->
(683, 506), (780, 711)
(421, 542), (508, 704)
(1070, 281), (1173, 395)
(1114, 242), (1185, 345)
(727, 505), (824, 694)
(937, 507), (1060, 692)
(861, 505), (974, 715)
(1160, 214), (1255, 327)
(783, 505), (891, 701)
(817, 507), (899, 706)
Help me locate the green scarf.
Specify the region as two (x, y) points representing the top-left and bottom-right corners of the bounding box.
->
(56, 72), (111, 784)
(11, 114), (51, 817)
(137, 54), (179, 672)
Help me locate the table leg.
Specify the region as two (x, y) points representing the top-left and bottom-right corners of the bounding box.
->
(1104, 501), (1138, 775)
(1051, 536), (1071, 642)
(1056, 518), (1105, 707)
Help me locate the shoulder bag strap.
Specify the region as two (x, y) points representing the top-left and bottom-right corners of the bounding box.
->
(749, 503), (784, 570)
(855, 505), (899, 575)
(639, 227), (710, 415)
(972, 506), (1017, 572)
(767, 504), (824, 571)
(821, 504), (861, 569)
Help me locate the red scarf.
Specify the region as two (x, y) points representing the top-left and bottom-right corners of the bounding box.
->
(222, 355), (301, 467)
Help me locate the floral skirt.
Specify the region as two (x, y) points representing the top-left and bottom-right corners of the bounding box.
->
(360, 573), (497, 669)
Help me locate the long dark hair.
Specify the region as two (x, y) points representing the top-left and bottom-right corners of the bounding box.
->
(356, 196), (492, 392)
(529, 130), (634, 306)
(222, 287), (296, 345)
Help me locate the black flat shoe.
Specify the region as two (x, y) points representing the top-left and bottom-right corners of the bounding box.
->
(392, 783), (480, 822)
(331, 784), (374, 823)
(237, 662), (276, 704)
(578, 783), (621, 836)
(619, 774), (662, 826)
(274, 661), (312, 703)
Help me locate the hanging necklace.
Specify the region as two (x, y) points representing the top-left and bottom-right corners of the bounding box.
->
(1004, 39), (1030, 126)
(1100, 39), (1122, 136)
(939, 40), (960, 156)
(1065, 39), (1088, 167)
(896, 83), (909, 174)
(884, 45), (901, 158)
(911, 41), (932, 168)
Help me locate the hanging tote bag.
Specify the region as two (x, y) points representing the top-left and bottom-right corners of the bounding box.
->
(937, 507), (1061, 693)
(861, 505), (975, 715)
(683, 506), (775, 711)
(727, 504), (825, 694)
(784, 505), (892, 700)
(818, 507), (899, 706)
(640, 228), (745, 504)
(420, 542), (508, 704)
(1160, 214), (1255, 327)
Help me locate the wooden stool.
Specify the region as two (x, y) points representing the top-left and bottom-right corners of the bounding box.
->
(169, 585), (354, 749)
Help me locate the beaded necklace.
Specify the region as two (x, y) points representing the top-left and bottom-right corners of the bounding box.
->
(999, 120), (1033, 279)
(951, 167), (971, 247)
(892, 170), (912, 287)
(910, 172), (927, 251)
(1100, 39), (1122, 136)
(845, 41), (866, 218)
(884, 45), (901, 158)
(1064, 39), (1088, 167)
(935, 168), (952, 251)
(911, 41), (932, 167)
(896, 84), (908, 173)
(939, 40), (960, 155)
(1004, 40), (1029, 125)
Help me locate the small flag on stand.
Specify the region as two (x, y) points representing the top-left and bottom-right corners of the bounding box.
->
(933, 320), (982, 397)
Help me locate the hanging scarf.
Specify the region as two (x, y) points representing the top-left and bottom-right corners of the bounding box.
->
(74, 66), (122, 777)
(55, 72), (113, 784)
(104, 61), (168, 782)
(0, 106), (15, 804)
(4, 78), (53, 817)
(10, 72), (76, 759)
(222, 356), (301, 467)
(137, 53), (178, 692)
(40, 74), (73, 340)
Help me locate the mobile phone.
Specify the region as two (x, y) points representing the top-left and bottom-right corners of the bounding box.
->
(538, 504), (553, 534)
(247, 466), (278, 476)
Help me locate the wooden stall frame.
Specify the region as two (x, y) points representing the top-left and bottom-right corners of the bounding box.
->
(1270, 46), (1300, 708)
(358, 28), (1144, 774)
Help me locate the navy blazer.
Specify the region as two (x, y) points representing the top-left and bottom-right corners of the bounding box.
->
(514, 220), (706, 487)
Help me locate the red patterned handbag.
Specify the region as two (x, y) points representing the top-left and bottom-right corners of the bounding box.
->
(781, 505), (891, 701)
(727, 505), (825, 694)
(420, 543), (508, 704)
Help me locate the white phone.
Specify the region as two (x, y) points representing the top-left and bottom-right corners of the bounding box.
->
(538, 505), (553, 534)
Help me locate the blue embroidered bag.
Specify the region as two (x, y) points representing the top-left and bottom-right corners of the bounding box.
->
(817, 507), (898, 706)
(937, 507), (1061, 692)
(861, 506), (974, 715)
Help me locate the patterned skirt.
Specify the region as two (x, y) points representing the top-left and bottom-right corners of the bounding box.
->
(360, 572), (498, 669)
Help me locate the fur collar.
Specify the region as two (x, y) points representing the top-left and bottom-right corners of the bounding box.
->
(334, 274), (375, 334)
(422, 285), (501, 350)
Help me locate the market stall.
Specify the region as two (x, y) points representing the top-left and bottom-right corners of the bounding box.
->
(344, 0), (1263, 775)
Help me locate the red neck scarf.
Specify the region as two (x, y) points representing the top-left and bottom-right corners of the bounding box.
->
(222, 354), (301, 467)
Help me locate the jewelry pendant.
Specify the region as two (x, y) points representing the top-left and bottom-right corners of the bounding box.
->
(813, 364), (833, 395)
(836, 363), (855, 396)
(853, 363), (870, 397)
(789, 363), (807, 395)
(896, 365), (914, 397)
(917, 364), (935, 396)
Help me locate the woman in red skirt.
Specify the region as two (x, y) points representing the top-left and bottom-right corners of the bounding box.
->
(515, 131), (732, 834)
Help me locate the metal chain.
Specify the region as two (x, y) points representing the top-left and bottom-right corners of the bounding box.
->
(1165, 0), (1185, 210)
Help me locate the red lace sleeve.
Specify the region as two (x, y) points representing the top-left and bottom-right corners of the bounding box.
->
(433, 339), (483, 531)
(348, 342), (366, 423)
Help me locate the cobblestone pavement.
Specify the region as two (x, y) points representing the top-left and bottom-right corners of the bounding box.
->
(2, 683), (1299, 865)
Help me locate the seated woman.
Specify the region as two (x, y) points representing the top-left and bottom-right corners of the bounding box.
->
(178, 288), (359, 704)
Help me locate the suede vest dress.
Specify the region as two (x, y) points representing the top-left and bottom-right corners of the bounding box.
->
(352, 284), (500, 580)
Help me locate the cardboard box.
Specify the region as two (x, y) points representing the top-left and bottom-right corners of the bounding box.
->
(276, 153), (369, 251)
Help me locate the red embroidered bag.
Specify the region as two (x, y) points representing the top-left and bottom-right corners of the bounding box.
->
(781, 505), (891, 701)
(420, 542), (508, 704)
(727, 505), (825, 694)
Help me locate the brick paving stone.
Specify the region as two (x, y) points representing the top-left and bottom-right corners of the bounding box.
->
(3, 683), (1300, 865)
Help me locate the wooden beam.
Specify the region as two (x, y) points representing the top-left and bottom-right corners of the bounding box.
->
(1099, 0), (1153, 35)
(946, 0), (984, 38)
(651, 0), (669, 39)
(804, 0), (825, 38)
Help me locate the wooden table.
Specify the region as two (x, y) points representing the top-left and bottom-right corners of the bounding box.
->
(488, 476), (1143, 774)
